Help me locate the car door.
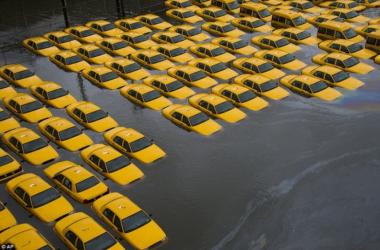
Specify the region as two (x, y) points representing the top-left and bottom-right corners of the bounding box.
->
(198, 100), (209, 113)
(14, 187), (26, 206)
(112, 135), (125, 150)
(171, 111), (183, 126)
(89, 154), (102, 172)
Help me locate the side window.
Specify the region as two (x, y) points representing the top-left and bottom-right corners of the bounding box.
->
(184, 73), (191, 82)
(231, 93), (239, 102)
(65, 231), (78, 246)
(292, 80), (303, 89)
(221, 90), (232, 98)
(9, 137), (18, 147)
(114, 216), (123, 232)
(176, 70), (184, 78)
(98, 160), (106, 172)
(103, 208), (115, 222)
(152, 80), (161, 88)
(243, 79), (253, 88)
(264, 54), (273, 61)
(331, 43), (340, 50)
(302, 84), (311, 93)
(23, 193), (32, 207)
(199, 100), (208, 109)
(340, 46), (349, 53)
(336, 60), (345, 68)
(172, 112), (183, 121)
(14, 187), (25, 199)
(326, 29), (335, 37)
(253, 83), (261, 92)
(136, 93), (144, 102)
(113, 136), (124, 146)
(122, 140), (132, 152)
(89, 154), (99, 165)
(54, 173), (65, 183)
(128, 89), (137, 97)
(73, 108), (82, 117)
(76, 238), (84, 250)
(313, 71), (325, 79)
(325, 57), (336, 64)
(80, 113), (87, 122)
(52, 129), (60, 140)
(62, 178), (72, 190)
(182, 116), (191, 126)
(208, 104), (217, 114)
(325, 74), (334, 82)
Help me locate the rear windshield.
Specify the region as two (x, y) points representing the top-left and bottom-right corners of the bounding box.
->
(172, 35), (186, 43)
(259, 9), (271, 18)
(85, 232), (117, 250)
(89, 49), (106, 58)
(101, 72), (119, 82)
(129, 22), (144, 29)
(279, 54), (295, 64)
(59, 126), (82, 141)
(113, 41), (128, 50)
(86, 109), (108, 123)
(31, 188), (60, 208)
(297, 31), (311, 40)
(22, 138), (48, 153)
(0, 80), (9, 88)
(166, 80), (184, 92)
(188, 27), (202, 36)
(182, 11), (195, 18)
(310, 81), (328, 93)
(130, 137), (152, 152)
(343, 57), (359, 67)
(122, 211), (151, 232)
(65, 55), (82, 65)
(343, 29), (357, 39)
(76, 176), (99, 192)
(275, 38), (290, 47)
(251, 20), (265, 28)
(292, 16), (306, 26)
(210, 63), (227, 73)
(151, 17), (164, 25)
(211, 47), (225, 56)
(133, 34), (149, 43)
(80, 29), (95, 37)
(20, 101), (43, 113)
(348, 43), (363, 53)
(37, 41), (53, 49)
(260, 80), (278, 92)
(106, 156), (131, 173)
(215, 101), (234, 114)
(332, 71), (349, 82)
(0, 155), (13, 166)
(142, 90), (161, 101)
(190, 71), (207, 81)
(258, 62), (274, 72)
(57, 35), (74, 43)
(232, 40), (248, 49)
(14, 70), (35, 80)
(0, 111), (10, 121)
(170, 47), (186, 57)
(189, 112), (209, 126)
(346, 11), (359, 19)
(222, 24), (235, 32)
(150, 54), (166, 64)
(101, 23), (116, 31)
(238, 91), (256, 102)
(124, 63), (141, 73)
(47, 88), (68, 100)
(215, 9), (227, 17)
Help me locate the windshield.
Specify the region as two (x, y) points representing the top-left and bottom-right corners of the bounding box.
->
(122, 211), (151, 232)
(275, 38), (290, 47)
(113, 41), (127, 50)
(347, 43), (363, 53)
(258, 9), (271, 18)
(36, 41), (53, 49)
(86, 110), (108, 123)
(170, 48), (186, 57)
(181, 1), (192, 7)
(0, 80), (9, 88)
(14, 70), (35, 80)
(182, 11), (195, 18)
(22, 138), (48, 153)
(76, 176), (99, 192)
(343, 28), (357, 39)
(130, 22), (144, 29)
(151, 17), (164, 25)
(80, 29), (95, 37)
(332, 71), (349, 82)
(222, 24), (235, 32)
(20, 101), (43, 113)
(0, 155), (13, 166)
(190, 71), (207, 81)
(85, 233), (117, 250)
(130, 137), (152, 152)
(142, 90), (161, 101)
(302, 2), (313, 8)
(59, 126), (82, 141)
(189, 112), (209, 126)
(166, 80), (184, 92)
(65, 56), (82, 65)
(89, 49), (105, 58)
(133, 34), (149, 43)
(150, 54), (166, 64)
(101, 23), (116, 31)
(310, 81), (328, 93)
(297, 31), (311, 40)
(210, 63), (227, 73)
(227, 1), (239, 9)
(279, 54), (295, 64)
(58, 35), (74, 43)
(188, 28), (201, 36)
(211, 47), (225, 56)
(238, 91), (256, 102)
(343, 57), (359, 67)
(215, 9), (227, 17)
(215, 101), (234, 114)
(346, 11), (359, 18)
(106, 156), (131, 173)
(31, 188), (60, 208)
(124, 63), (141, 73)
(258, 62), (274, 72)
(172, 35), (186, 43)
(46, 88), (68, 100)
(232, 40), (248, 49)
(251, 20), (265, 28)
(260, 80), (278, 92)
(0, 111), (10, 121)
(101, 72), (119, 82)
(292, 16), (306, 26)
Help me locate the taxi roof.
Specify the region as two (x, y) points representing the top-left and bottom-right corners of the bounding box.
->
(122, 31), (145, 38)
(240, 74), (271, 84)
(265, 49), (288, 57)
(241, 2), (268, 10)
(60, 165), (94, 182)
(313, 65), (342, 74)
(17, 175), (50, 195)
(117, 18), (140, 24)
(175, 105), (202, 116)
(11, 93), (37, 105)
(1, 64), (29, 73)
(273, 9), (303, 18)
(46, 118), (76, 131)
(91, 145), (121, 162)
(100, 37), (124, 44)
(200, 6), (226, 12)
(258, 34), (284, 41)
(293, 75), (320, 85)
(74, 101), (101, 113)
(89, 66), (113, 75)
(329, 39), (356, 46)
(26, 36), (50, 43)
(56, 50), (79, 58)
(68, 25), (92, 32)
(134, 49), (161, 57)
(200, 94), (227, 105)
(1, 224), (48, 249)
(87, 19), (111, 26)
(319, 20), (352, 29)
(209, 21), (231, 27)
(105, 195), (141, 218)
(152, 43), (182, 51)
(109, 58), (135, 66)
(237, 16), (261, 22)
(156, 31), (182, 37)
(128, 83), (155, 94)
(328, 8), (356, 13)
(137, 14), (160, 19)
(146, 75), (177, 84)
(10, 128), (41, 143)
(169, 8), (193, 13)
(68, 216), (105, 241)
(77, 44), (101, 51)
(221, 84), (250, 94)
(36, 81), (62, 91)
(45, 31), (70, 37)
(215, 37), (243, 43)
(324, 52), (352, 60)
(190, 57), (221, 65)
(172, 65), (200, 73)
(114, 127), (144, 142)
(279, 27), (305, 34)
(171, 24), (196, 31)
(241, 57), (267, 65)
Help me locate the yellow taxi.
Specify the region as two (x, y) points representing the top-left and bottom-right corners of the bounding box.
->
(0, 202), (16, 234)
(202, 22), (245, 37)
(271, 10), (312, 30)
(74, 44), (114, 64)
(44, 31), (82, 50)
(280, 74), (342, 101)
(81, 144), (144, 186)
(22, 37), (60, 56)
(323, 9), (369, 23)
(167, 65), (218, 88)
(152, 31), (195, 49)
(104, 126), (166, 164)
(0, 148), (22, 182)
(212, 37), (257, 55)
(268, 5), (299, 14)
(96, 37), (136, 57)
(312, 52), (374, 74)
(54, 212), (124, 250)
(0, 224), (54, 249)
(166, 8), (203, 24)
(135, 14), (171, 30)
(131, 50), (175, 70)
(0, 76), (17, 99)
(0, 64), (43, 88)
(115, 18), (152, 34)
(365, 31), (380, 53)
(64, 25), (103, 43)
(192, 0), (212, 7)
(188, 58), (238, 80)
(189, 93), (246, 123)
(251, 34), (300, 53)
(232, 57), (285, 80)
(231, 17), (273, 33)
(143, 75), (195, 99)
(82, 66), (127, 90)
(254, 49), (306, 71)
(239, 2), (272, 22)
(374, 55), (380, 64)
(3, 93), (52, 123)
(211, 0), (240, 14)
(190, 43), (236, 63)
(234, 74), (290, 100)
(302, 65), (364, 90)
(0, 108), (20, 134)
(38, 116), (93, 151)
(355, 24), (380, 37)
(320, 0), (366, 11)
(284, 0), (323, 14)
(369, 17), (380, 25)
(66, 101), (118, 132)
(165, 0), (200, 10)
(354, 0), (380, 7)
(319, 39), (376, 59)
(162, 104), (222, 135)
(118, 32), (157, 49)
(120, 84), (172, 110)
(260, 0), (282, 6)
(93, 192), (167, 249)
(316, 21), (364, 43)
(86, 20), (124, 37)
(168, 24), (210, 42)
(2, 127), (58, 165)
(105, 58), (149, 80)
(6, 173), (73, 222)
(30, 81), (77, 108)
(44, 161), (109, 203)
(151, 44), (194, 63)
(211, 83), (268, 111)
(195, 7), (234, 22)
(307, 14), (344, 28)
(272, 28), (320, 45)
(49, 50), (91, 72)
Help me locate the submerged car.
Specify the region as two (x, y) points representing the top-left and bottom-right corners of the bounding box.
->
(272, 28), (320, 45)
(135, 14), (172, 30)
(0, 108), (20, 133)
(86, 20), (124, 37)
(166, 8), (203, 24)
(96, 37), (136, 57)
(30, 81), (77, 108)
(143, 74), (195, 99)
(82, 66), (127, 90)
(118, 32), (157, 49)
(0, 148), (22, 182)
(74, 44), (114, 64)
(189, 43), (236, 63)
(22, 36), (60, 56)
(130, 50), (175, 70)
(49, 50), (91, 72)
(202, 21), (245, 37)
(44, 31), (82, 50)
(104, 58), (149, 80)
(167, 65), (218, 89)
(188, 58), (238, 80)
(168, 25), (210, 42)
(212, 37), (258, 55)
(115, 18), (152, 34)
(151, 44), (195, 63)
(152, 31), (195, 49)
(254, 49), (306, 71)
(251, 34), (300, 53)
(231, 17), (273, 33)
(232, 57), (285, 80)
(64, 25), (103, 43)
(318, 39), (376, 59)
(0, 64), (43, 88)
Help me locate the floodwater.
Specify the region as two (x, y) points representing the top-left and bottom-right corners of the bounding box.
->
(1, 1), (380, 250)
